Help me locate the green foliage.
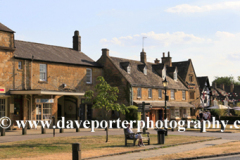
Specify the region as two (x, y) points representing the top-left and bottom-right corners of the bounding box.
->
(237, 102), (240, 107)
(125, 105), (140, 128)
(84, 76), (128, 120)
(213, 76), (234, 86)
(213, 76), (240, 86)
(210, 109), (227, 118)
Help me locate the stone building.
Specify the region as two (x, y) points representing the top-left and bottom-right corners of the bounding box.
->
(97, 49), (194, 125)
(0, 23), (103, 127)
(172, 59), (201, 118)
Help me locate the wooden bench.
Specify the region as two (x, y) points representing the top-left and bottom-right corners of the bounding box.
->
(123, 129), (150, 146)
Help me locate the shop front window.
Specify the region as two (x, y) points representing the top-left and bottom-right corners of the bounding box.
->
(0, 99), (5, 117)
(36, 103), (52, 121)
(175, 108), (179, 117)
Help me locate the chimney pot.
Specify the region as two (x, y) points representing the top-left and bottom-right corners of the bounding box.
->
(163, 52), (165, 57)
(154, 58), (160, 64)
(168, 51), (170, 57)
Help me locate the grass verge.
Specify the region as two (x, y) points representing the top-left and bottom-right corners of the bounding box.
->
(0, 135), (212, 159)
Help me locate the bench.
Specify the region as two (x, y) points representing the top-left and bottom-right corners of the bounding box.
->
(123, 129), (150, 146)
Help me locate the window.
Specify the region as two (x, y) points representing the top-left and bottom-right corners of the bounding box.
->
(171, 90), (175, 99)
(143, 66), (147, 75)
(18, 61), (22, 69)
(127, 66), (131, 74)
(190, 91), (195, 99)
(0, 99), (5, 117)
(182, 90), (186, 100)
(40, 64), (47, 81)
(158, 89), (162, 98)
(36, 103), (52, 121)
(86, 68), (92, 84)
(174, 71), (177, 81)
(137, 88), (142, 98)
(189, 75), (193, 82)
(148, 88), (152, 98)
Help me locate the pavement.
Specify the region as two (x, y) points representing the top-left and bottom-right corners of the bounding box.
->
(90, 139), (234, 160)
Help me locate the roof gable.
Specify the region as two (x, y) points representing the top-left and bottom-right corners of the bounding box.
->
(0, 23), (14, 33)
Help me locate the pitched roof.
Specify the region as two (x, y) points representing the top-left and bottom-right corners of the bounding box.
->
(0, 23), (14, 33)
(109, 56), (187, 90)
(197, 76), (210, 89)
(14, 40), (101, 67)
(172, 60), (190, 81)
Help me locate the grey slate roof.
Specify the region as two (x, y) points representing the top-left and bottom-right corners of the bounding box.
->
(172, 60), (190, 81)
(197, 76), (210, 89)
(109, 56), (187, 90)
(14, 40), (101, 67)
(0, 23), (14, 33)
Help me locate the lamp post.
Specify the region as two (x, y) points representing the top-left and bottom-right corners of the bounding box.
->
(162, 78), (168, 135)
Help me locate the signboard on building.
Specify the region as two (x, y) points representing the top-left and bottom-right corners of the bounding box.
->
(35, 99), (54, 103)
(0, 87), (5, 93)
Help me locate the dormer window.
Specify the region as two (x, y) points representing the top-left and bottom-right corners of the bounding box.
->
(127, 66), (131, 74)
(162, 66), (166, 80)
(174, 70), (177, 81)
(143, 66), (147, 75)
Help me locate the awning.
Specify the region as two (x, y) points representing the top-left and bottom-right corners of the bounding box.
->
(10, 90), (85, 96)
(133, 100), (194, 108)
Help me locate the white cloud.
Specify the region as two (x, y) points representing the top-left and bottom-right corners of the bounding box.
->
(166, 1), (240, 13)
(100, 30), (240, 83)
(100, 31), (209, 48)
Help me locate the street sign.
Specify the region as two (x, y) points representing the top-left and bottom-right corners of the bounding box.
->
(0, 87), (5, 93)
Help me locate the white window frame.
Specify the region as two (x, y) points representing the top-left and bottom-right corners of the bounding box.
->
(158, 89), (162, 98)
(36, 103), (52, 121)
(137, 88), (141, 98)
(86, 68), (92, 84)
(127, 66), (131, 74)
(18, 61), (22, 70)
(182, 90), (186, 100)
(148, 88), (152, 98)
(143, 66), (147, 75)
(39, 64), (47, 81)
(171, 90), (175, 100)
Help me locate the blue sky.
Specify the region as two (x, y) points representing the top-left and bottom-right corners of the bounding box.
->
(1, 0), (240, 83)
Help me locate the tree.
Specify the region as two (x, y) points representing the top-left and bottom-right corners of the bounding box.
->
(84, 76), (128, 119)
(212, 76), (234, 86)
(84, 76), (128, 142)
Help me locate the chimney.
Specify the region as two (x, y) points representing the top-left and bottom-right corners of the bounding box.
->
(161, 51), (172, 67)
(230, 82), (234, 93)
(73, 30), (81, 51)
(154, 58), (160, 64)
(220, 83), (225, 90)
(140, 49), (147, 63)
(102, 48), (109, 57)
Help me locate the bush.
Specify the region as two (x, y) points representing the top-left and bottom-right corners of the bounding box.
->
(125, 105), (140, 128)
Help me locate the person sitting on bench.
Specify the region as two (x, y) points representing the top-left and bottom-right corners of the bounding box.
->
(126, 124), (144, 146)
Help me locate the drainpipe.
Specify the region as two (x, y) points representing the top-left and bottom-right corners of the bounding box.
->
(31, 55), (34, 90)
(24, 60), (27, 90)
